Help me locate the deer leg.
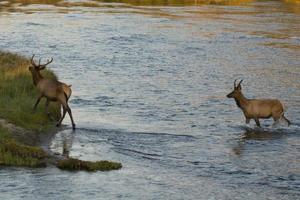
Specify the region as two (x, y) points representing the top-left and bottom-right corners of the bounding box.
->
(272, 115), (281, 127)
(57, 95), (76, 130)
(281, 114), (291, 126)
(272, 119), (280, 127)
(254, 118), (261, 127)
(45, 99), (54, 121)
(33, 94), (43, 111)
(56, 106), (66, 127)
(245, 118), (250, 124)
(65, 104), (76, 130)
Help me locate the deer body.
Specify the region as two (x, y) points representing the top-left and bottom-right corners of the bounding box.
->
(29, 55), (75, 130)
(37, 80), (71, 101)
(227, 80), (290, 127)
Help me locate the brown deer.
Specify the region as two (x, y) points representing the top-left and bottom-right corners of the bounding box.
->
(227, 80), (291, 127)
(29, 55), (76, 130)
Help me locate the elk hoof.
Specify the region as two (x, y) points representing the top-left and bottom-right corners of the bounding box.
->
(72, 124), (76, 130)
(56, 123), (61, 127)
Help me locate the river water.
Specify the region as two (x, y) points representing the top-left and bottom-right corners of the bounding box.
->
(0, 0), (300, 199)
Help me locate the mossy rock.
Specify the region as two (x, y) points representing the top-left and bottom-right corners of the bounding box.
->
(56, 158), (122, 172)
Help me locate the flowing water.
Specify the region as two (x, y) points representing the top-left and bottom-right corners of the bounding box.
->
(0, 0), (300, 199)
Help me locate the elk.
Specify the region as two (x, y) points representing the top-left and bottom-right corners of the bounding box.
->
(226, 80), (291, 127)
(29, 55), (76, 130)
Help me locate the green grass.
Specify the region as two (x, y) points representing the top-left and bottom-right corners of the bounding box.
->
(0, 51), (60, 168)
(0, 126), (48, 167)
(0, 51), (61, 132)
(56, 158), (122, 172)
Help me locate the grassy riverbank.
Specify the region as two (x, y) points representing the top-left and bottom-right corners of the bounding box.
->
(0, 51), (122, 171)
(0, 51), (60, 132)
(0, 51), (60, 167)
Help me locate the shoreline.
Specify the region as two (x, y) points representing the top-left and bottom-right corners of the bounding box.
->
(0, 51), (122, 171)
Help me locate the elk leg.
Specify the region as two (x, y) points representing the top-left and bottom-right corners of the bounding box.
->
(56, 106), (66, 127)
(281, 114), (291, 126)
(245, 118), (250, 124)
(33, 94), (43, 111)
(254, 118), (261, 127)
(65, 104), (76, 130)
(45, 99), (54, 121)
(272, 119), (280, 127)
(58, 95), (76, 130)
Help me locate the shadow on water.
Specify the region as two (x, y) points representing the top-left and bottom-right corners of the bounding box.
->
(232, 126), (294, 156)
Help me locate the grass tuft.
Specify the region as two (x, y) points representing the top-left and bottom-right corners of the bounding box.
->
(56, 158), (122, 172)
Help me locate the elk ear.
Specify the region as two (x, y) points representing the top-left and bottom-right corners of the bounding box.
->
(39, 66), (46, 70)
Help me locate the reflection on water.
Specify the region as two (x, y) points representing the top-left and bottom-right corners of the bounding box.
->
(51, 130), (74, 158)
(232, 127), (287, 156)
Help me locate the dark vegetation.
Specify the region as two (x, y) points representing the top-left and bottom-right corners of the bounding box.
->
(57, 158), (122, 172)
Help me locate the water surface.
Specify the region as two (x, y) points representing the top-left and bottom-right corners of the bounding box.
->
(0, 1), (299, 199)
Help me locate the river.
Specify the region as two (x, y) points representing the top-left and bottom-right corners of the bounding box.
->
(0, 0), (299, 199)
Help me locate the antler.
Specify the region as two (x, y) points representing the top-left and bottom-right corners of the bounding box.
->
(31, 54), (38, 67)
(31, 55), (53, 69)
(234, 79), (237, 88)
(40, 57), (53, 68)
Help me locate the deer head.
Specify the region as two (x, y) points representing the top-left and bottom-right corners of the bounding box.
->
(29, 54), (53, 73)
(227, 79), (243, 98)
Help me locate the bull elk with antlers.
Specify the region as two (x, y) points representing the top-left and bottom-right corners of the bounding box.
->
(227, 80), (291, 127)
(29, 55), (76, 130)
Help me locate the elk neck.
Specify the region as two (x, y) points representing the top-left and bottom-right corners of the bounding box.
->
(234, 92), (248, 109)
(31, 70), (44, 86)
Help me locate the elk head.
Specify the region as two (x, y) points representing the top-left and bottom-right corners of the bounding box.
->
(227, 79), (243, 98)
(29, 54), (53, 73)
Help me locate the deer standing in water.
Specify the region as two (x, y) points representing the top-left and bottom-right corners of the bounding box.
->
(227, 80), (291, 127)
(29, 55), (76, 130)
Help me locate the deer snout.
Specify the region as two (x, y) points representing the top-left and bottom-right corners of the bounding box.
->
(227, 92), (233, 98)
